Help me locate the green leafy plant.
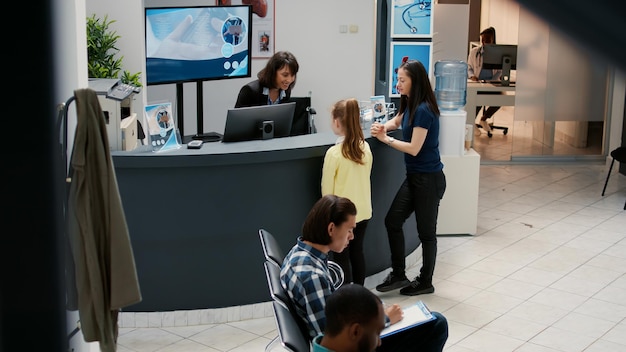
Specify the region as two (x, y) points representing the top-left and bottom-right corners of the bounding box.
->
(86, 14), (142, 87)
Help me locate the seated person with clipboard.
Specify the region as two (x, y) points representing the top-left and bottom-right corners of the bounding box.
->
(281, 195), (448, 352)
(315, 283), (439, 352)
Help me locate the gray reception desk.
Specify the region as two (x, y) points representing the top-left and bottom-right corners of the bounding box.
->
(112, 131), (419, 312)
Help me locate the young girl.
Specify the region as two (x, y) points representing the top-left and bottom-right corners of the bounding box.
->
(371, 59), (446, 296)
(321, 98), (373, 286)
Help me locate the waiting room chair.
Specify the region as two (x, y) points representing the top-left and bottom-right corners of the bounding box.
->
(601, 146), (626, 210)
(262, 260), (312, 352)
(259, 228), (285, 267)
(271, 301), (311, 352)
(264, 260), (290, 309)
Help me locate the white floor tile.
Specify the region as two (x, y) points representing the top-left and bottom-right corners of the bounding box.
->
(551, 311), (617, 340)
(602, 320), (626, 346)
(582, 339), (626, 352)
(444, 320), (478, 347)
(463, 290), (524, 314)
(507, 266), (564, 287)
(513, 342), (561, 351)
(487, 278), (545, 300)
(482, 314), (547, 341)
(157, 338), (221, 352)
(445, 268), (504, 290)
(441, 303), (501, 328)
(468, 257), (524, 277)
(529, 326), (597, 352)
(548, 274), (606, 297)
(117, 328), (184, 352)
(507, 301), (569, 326)
(456, 329), (525, 352)
(188, 324), (260, 351)
(573, 298), (626, 323)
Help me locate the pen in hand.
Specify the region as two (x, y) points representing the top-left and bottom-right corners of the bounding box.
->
(383, 302), (404, 325)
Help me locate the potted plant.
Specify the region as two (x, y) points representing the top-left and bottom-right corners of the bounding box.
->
(86, 14), (142, 87)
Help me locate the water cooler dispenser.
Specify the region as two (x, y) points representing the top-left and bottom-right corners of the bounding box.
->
(435, 60), (468, 156)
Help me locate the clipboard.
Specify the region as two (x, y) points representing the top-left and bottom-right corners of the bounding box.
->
(380, 301), (435, 338)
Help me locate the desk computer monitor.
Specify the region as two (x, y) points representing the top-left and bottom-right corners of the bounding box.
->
(222, 102), (296, 142)
(482, 44), (517, 86)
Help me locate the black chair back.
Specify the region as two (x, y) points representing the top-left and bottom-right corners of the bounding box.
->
(259, 228), (284, 267)
(287, 97), (313, 136)
(271, 301), (312, 352)
(264, 260), (290, 308)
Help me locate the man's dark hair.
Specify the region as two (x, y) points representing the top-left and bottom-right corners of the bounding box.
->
(324, 284), (382, 337)
(301, 195), (356, 245)
(480, 26), (496, 44)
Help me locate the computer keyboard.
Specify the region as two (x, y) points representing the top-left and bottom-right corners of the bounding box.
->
(487, 80), (516, 86)
(192, 132), (223, 143)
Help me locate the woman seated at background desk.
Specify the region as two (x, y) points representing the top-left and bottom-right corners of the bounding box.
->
(467, 26), (501, 138)
(234, 51), (299, 107)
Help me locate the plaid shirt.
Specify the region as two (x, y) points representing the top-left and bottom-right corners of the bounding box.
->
(280, 237), (336, 339)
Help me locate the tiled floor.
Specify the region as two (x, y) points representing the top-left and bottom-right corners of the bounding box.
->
(116, 162), (626, 352)
(471, 107), (604, 162)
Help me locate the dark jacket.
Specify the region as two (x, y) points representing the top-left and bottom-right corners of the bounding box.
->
(66, 88), (142, 352)
(235, 79), (292, 108)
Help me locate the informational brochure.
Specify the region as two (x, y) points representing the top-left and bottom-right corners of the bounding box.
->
(144, 102), (181, 153)
(380, 300), (435, 338)
(370, 95), (388, 123)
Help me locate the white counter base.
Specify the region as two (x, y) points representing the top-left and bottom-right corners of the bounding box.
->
(438, 149), (480, 235)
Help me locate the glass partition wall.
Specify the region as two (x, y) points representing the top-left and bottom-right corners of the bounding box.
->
(470, 4), (610, 162)
(510, 7), (608, 162)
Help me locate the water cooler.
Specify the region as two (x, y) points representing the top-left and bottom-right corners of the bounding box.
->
(433, 60), (480, 236)
(435, 60), (468, 156)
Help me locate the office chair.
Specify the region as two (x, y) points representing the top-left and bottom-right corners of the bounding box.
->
(475, 106), (509, 137)
(601, 146), (626, 210)
(287, 97), (317, 135)
(259, 228), (285, 267)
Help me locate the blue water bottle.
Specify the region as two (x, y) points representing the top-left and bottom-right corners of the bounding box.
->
(434, 60), (467, 110)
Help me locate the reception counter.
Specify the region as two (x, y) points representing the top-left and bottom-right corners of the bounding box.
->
(112, 131), (419, 311)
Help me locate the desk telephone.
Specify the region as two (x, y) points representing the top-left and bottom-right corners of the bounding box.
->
(107, 82), (141, 101)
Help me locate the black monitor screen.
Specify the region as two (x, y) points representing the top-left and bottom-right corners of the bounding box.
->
(222, 102), (296, 142)
(482, 44), (517, 70)
(145, 5), (252, 85)
(482, 44), (517, 85)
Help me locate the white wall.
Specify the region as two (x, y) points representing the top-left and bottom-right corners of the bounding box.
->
(481, 0), (519, 45)
(432, 3), (469, 64)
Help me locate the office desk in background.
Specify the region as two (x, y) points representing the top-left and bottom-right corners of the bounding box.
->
(465, 81), (516, 125)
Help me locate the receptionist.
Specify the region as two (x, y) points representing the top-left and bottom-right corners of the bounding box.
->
(234, 51), (299, 107)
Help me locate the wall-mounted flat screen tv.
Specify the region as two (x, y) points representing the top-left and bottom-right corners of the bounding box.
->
(145, 5), (252, 85)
